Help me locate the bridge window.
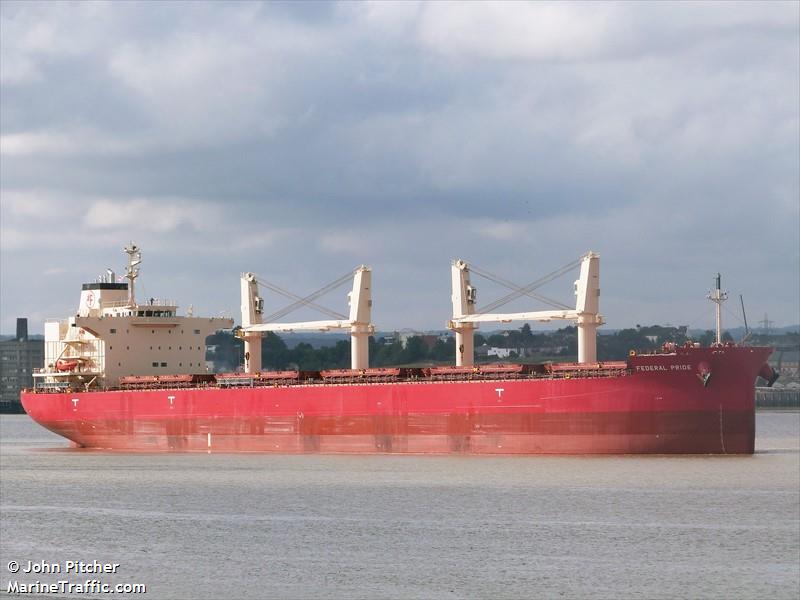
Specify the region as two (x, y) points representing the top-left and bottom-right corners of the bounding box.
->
(110, 328), (116, 334)
(161, 362), (167, 367)
(152, 362), (158, 367)
(194, 329), (200, 335)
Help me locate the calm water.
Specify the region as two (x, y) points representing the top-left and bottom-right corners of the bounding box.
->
(1, 413), (798, 600)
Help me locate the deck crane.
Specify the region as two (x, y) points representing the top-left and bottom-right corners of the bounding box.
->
(448, 251), (603, 366)
(239, 266), (374, 373)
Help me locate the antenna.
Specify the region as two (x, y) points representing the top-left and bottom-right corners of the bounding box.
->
(124, 243), (142, 306)
(707, 273), (728, 344)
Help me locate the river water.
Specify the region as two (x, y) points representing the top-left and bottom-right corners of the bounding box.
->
(1, 412), (798, 599)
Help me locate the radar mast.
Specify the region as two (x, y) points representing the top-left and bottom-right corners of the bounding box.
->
(124, 243), (142, 307)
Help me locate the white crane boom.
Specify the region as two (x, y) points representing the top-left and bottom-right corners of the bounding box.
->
(239, 266), (374, 372)
(455, 309), (580, 324)
(448, 252), (603, 365)
(246, 319), (355, 333)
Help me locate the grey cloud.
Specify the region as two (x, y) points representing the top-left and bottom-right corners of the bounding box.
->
(1, 1), (798, 333)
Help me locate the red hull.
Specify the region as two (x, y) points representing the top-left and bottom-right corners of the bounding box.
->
(21, 346), (771, 455)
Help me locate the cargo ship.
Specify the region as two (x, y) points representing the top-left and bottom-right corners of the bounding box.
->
(21, 245), (777, 454)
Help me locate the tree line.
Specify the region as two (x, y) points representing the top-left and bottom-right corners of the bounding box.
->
(205, 323), (775, 372)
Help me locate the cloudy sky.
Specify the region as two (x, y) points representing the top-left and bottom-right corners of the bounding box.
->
(1, 1), (798, 335)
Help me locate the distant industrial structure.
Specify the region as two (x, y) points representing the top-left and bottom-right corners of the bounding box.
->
(0, 318), (43, 413)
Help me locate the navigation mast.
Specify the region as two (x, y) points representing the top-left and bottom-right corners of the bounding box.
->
(707, 273), (728, 344)
(124, 243), (142, 307)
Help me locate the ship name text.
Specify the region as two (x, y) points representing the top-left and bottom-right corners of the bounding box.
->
(635, 364), (693, 372)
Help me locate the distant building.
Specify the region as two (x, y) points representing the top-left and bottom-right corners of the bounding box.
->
(488, 347), (514, 359)
(769, 348), (800, 387)
(397, 332), (439, 350)
(397, 331), (420, 348)
(0, 318), (44, 413)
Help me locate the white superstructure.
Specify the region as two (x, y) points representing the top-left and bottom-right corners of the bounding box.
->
(34, 244), (233, 390)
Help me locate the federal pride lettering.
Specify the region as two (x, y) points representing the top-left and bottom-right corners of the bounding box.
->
(635, 364), (693, 372)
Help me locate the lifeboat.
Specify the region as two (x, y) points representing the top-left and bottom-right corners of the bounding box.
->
(55, 359), (81, 372)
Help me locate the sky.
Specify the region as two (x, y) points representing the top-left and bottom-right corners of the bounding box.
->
(1, 0), (798, 335)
